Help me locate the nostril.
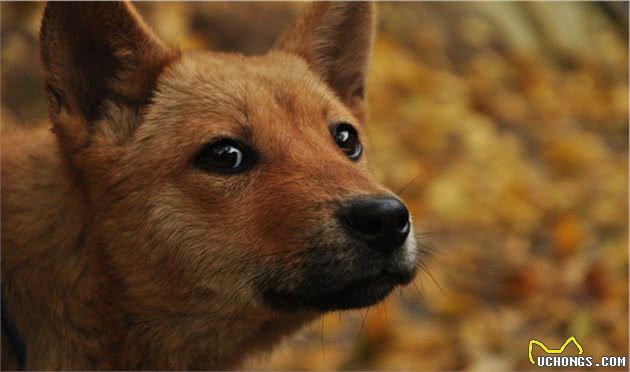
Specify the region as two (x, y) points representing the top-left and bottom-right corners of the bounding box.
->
(399, 219), (410, 234)
(396, 207), (410, 232)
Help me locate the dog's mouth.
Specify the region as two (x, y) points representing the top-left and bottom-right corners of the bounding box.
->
(262, 270), (415, 312)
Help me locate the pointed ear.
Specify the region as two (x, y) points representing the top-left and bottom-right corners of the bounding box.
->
(274, 2), (375, 122)
(40, 1), (179, 152)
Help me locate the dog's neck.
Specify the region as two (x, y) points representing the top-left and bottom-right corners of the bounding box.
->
(87, 250), (313, 369)
(112, 302), (315, 369)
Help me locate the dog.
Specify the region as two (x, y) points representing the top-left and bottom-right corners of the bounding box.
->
(1, 1), (418, 369)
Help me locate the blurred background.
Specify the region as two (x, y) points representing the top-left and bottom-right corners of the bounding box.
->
(1, 2), (628, 370)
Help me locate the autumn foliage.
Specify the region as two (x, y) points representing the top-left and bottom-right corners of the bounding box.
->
(1, 2), (627, 370)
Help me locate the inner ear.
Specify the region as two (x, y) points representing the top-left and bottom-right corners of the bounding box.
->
(273, 2), (375, 122)
(58, 37), (121, 123)
(40, 2), (179, 151)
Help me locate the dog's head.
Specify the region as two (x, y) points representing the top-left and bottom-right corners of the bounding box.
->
(41, 2), (418, 313)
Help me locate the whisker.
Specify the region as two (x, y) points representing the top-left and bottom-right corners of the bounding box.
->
(418, 260), (444, 294)
(320, 317), (325, 361)
(396, 169), (426, 196)
(410, 278), (428, 303)
(356, 308), (370, 343)
(412, 280), (421, 294)
(414, 230), (449, 238)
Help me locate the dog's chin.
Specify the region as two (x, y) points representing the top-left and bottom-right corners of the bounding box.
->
(262, 270), (415, 312)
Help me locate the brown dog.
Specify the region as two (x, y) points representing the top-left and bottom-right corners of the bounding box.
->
(1, 2), (418, 369)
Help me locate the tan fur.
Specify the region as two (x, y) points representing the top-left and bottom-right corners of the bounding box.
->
(275, 2), (375, 122)
(1, 2), (401, 370)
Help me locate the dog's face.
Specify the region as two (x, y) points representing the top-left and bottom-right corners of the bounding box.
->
(40, 2), (418, 313)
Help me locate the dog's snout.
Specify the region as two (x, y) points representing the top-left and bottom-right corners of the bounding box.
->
(338, 196), (410, 253)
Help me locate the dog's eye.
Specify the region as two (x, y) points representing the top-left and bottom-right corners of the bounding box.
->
(193, 139), (255, 174)
(331, 123), (362, 160)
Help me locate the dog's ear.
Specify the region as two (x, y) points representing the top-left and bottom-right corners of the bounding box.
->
(274, 2), (375, 122)
(40, 1), (179, 153)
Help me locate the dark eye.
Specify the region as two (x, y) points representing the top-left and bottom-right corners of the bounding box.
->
(331, 123), (362, 160)
(193, 139), (256, 174)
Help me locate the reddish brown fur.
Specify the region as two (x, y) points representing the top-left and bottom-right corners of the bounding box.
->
(1, 2), (395, 370)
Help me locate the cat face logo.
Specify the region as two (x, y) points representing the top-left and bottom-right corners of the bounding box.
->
(528, 336), (584, 365)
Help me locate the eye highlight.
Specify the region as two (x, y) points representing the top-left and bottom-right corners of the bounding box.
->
(330, 123), (362, 161)
(193, 138), (256, 174)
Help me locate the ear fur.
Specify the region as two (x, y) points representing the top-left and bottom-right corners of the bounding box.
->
(40, 1), (179, 152)
(274, 2), (375, 121)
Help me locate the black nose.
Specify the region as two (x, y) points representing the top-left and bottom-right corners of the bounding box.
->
(338, 195), (410, 253)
